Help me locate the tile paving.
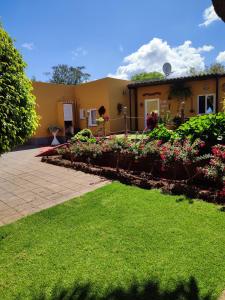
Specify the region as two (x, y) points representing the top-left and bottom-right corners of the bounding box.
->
(0, 147), (110, 226)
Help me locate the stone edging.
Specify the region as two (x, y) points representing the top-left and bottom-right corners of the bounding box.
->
(41, 156), (222, 204)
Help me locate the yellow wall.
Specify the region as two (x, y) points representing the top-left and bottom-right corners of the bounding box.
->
(32, 82), (75, 139)
(136, 78), (222, 131)
(107, 78), (130, 134)
(73, 78), (110, 135)
(74, 77), (130, 135)
(32, 78), (130, 142)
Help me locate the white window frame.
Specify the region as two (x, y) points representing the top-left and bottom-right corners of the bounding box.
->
(144, 99), (160, 127)
(88, 109), (97, 127)
(79, 109), (85, 120)
(197, 94), (216, 115)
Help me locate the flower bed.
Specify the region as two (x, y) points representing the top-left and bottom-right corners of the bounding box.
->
(49, 132), (225, 203)
(58, 137), (211, 181)
(42, 155), (224, 203)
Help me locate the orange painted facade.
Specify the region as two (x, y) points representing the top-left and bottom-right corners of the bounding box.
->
(31, 78), (130, 144)
(130, 76), (225, 131)
(31, 75), (225, 144)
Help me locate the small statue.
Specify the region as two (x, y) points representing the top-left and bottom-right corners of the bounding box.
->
(48, 125), (61, 146)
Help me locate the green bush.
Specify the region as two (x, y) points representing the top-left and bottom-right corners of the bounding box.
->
(70, 142), (102, 158)
(176, 113), (225, 145)
(71, 129), (96, 143)
(148, 124), (173, 143)
(0, 26), (38, 154)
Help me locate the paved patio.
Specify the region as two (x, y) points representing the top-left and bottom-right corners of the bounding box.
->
(0, 147), (110, 226)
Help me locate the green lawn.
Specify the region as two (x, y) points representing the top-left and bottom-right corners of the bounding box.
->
(0, 182), (225, 300)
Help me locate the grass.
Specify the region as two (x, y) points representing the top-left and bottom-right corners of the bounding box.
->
(0, 182), (225, 299)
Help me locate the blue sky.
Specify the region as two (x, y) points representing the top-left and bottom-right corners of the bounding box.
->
(1, 0), (225, 81)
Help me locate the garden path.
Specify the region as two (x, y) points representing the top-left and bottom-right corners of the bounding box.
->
(0, 147), (109, 226)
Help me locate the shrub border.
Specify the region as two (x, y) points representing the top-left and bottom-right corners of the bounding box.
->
(41, 156), (222, 204)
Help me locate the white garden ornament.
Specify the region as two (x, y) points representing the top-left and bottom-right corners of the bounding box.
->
(48, 126), (61, 146)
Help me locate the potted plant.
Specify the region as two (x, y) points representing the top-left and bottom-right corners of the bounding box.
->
(48, 125), (61, 146)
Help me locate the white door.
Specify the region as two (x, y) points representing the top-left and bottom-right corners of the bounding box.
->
(144, 99), (160, 126)
(63, 104), (73, 121)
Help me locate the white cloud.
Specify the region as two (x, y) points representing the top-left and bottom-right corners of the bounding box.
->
(216, 51), (225, 63)
(109, 38), (214, 80)
(199, 5), (220, 27)
(21, 42), (35, 50)
(72, 47), (88, 59)
(197, 45), (214, 52)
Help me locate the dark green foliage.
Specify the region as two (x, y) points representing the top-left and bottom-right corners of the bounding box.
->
(169, 83), (192, 99)
(176, 113), (225, 145)
(48, 64), (90, 85)
(71, 129), (96, 143)
(173, 116), (182, 127)
(21, 277), (211, 300)
(148, 124), (173, 143)
(0, 26), (38, 154)
(131, 72), (164, 81)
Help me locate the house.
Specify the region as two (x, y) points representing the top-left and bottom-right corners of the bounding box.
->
(31, 73), (225, 145)
(128, 73), (225, 131)
(31, 77), (130, 145)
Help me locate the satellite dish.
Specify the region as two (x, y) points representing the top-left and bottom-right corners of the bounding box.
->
(163, 63), (172, 77)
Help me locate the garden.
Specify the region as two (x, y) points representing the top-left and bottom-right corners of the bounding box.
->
(43, 112), (225, 203)
(1, 183), (225, 300)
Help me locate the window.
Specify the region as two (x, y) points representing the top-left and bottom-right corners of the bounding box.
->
(198, 95), (215, 114)
(88, 109), (97, 126)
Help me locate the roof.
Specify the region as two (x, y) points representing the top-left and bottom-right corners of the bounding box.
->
(127, 73), (225, 89)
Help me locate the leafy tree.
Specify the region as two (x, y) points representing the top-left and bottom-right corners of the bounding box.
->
(206, 63), (225, 74)
(0, 25), (38, 155)
(131, 72), (164, 81)
(189, 63), (225, 76)
(48, 64), (90, 85)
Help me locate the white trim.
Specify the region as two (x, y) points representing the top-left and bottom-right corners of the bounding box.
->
(197, 94), (216, 115)
(88, 109), (97, 127)
(63, 103), (73, 121)
(144, 99), (160, 127)
(79, 109), (85, 120)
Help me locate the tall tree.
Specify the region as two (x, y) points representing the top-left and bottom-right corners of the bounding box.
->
(0, 25), (38, 155)
(48, 65), (90, 85)
(131, 72), (164, 81)
(189, 63), (225, 76)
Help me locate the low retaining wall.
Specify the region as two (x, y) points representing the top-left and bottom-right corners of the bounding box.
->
(41, 156), (223, 204)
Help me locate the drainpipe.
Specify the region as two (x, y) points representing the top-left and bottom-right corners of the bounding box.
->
(129, 89), (132, 131)
(216, 76), (219, 113)
(134, 88), (138, 131)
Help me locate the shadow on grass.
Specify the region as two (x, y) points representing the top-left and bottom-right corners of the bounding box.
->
(22, 277), (212, 300)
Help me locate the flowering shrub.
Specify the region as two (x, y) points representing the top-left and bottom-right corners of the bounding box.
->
(70, 142), (102, 158)
(142, 140), (162, 158)
(197, 145), (225, 185)
(159, 139), (205, 165)
(100, 137), (156, 159)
